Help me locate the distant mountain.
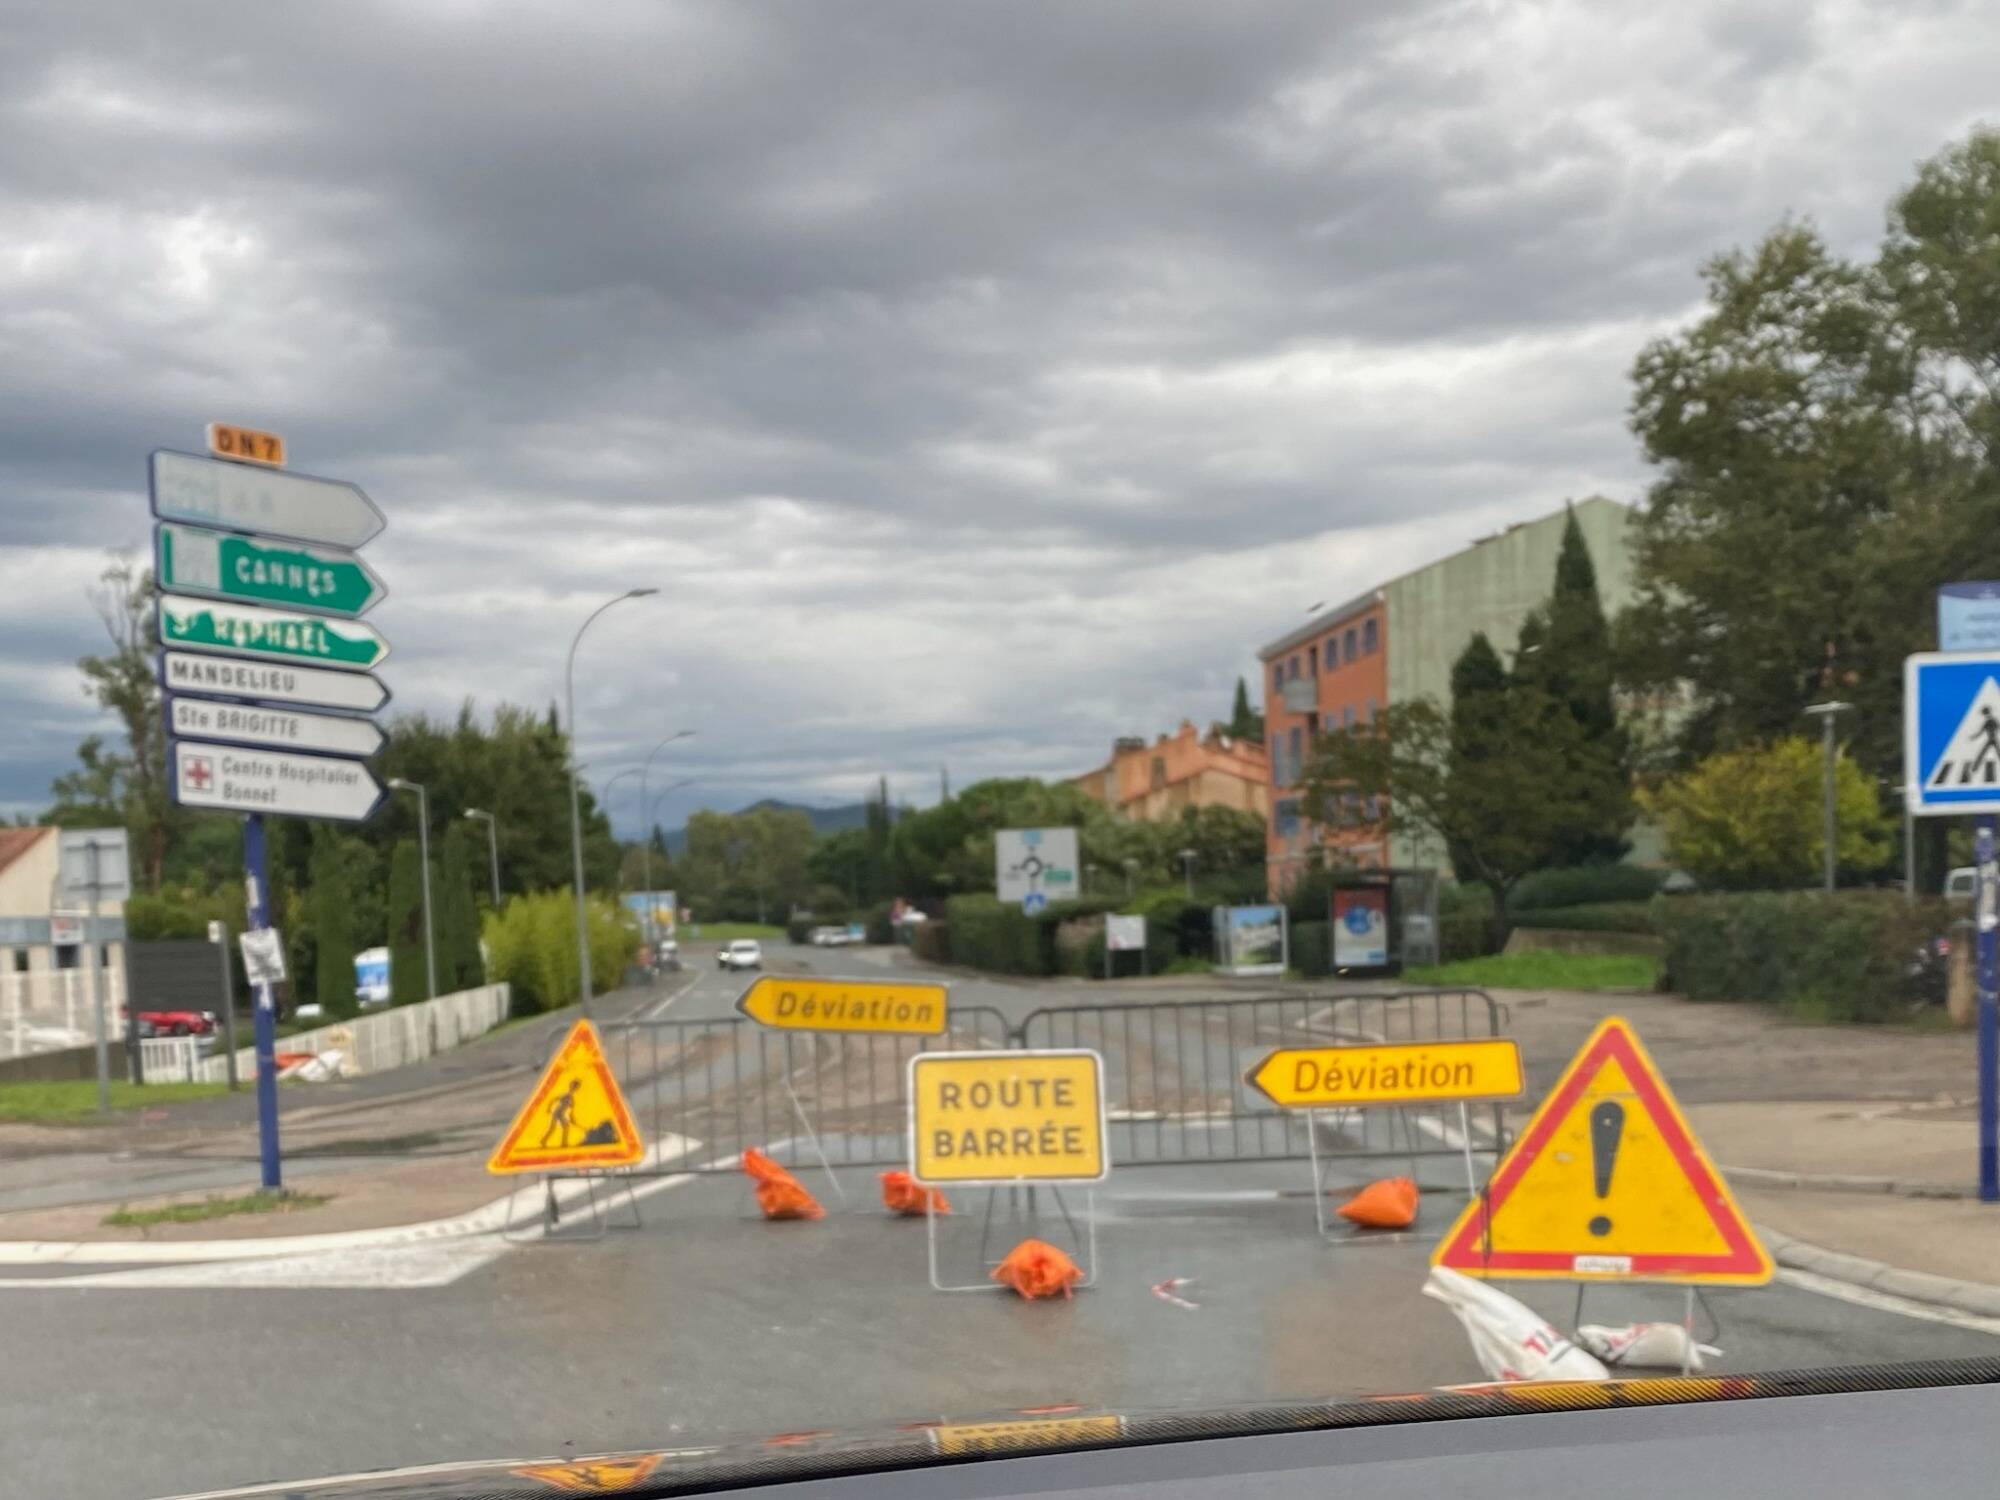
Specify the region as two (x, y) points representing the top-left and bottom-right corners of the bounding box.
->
(659, 798), (887, 854)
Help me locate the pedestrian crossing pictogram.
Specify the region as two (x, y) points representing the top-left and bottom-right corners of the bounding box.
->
(488, 1019), (644, 1174)
(1924, 675), (2000, 789)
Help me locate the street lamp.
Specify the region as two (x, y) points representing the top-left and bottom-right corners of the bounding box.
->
(462, 809), (500, 907)
(1178, 847), (1197, 898)
(1121, 856), (1137, 898)
(644, 777), (696, 944)
(640, 729), (696, 948)
(386, 777), (437, 999)
(565, 588), (658, 1014)
(1802, 702), (1853, 893)
(598, 768), (643, 896)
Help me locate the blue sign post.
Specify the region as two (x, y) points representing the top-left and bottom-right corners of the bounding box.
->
(1905, 651), (2000, 1204)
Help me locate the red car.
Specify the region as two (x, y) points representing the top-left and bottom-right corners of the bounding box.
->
(136, 1009), (216, 1038)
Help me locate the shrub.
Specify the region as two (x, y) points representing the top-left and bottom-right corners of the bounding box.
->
(1441, 909), (1500, 963)
(1291, 919), (1330, 977)
(1508, 864), (1665, 913)
(943, 895), (1052, 975)
(785, 916), (816, 945)
(481, 890), (638, 1013)
(1653, 891), (1943, 1021)
(1508, 901), (1657, 935)
(912, 920), (950, 965)
(863, 901), (895, 946)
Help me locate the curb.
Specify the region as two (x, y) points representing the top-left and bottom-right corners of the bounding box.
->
(1726, 1164), (1973, 1200)
(0, 1133), (701, 1266)
(1757, 1223), (2000, 1318)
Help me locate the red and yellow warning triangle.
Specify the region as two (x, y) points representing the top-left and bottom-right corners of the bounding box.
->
(488, 1018), (644, 1175)
(511, 1453), (664, 1492)
(1433, 1017), (1771, 1285)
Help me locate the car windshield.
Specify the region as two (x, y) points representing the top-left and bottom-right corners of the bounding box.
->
(6, 7), (2000, 1500)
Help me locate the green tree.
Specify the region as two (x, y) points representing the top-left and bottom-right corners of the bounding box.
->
(1637, 738), (1892, 890)
(386, 839), (428, 1005)
(1228, 676), (1265, 743)
(437, 822), (485, 990)
(1305, 690), (1626, 946)
(1512, 512), (1631, 862)
(310, 827), (360, 1014)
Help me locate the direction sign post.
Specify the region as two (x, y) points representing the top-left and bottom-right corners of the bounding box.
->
(1904, 651), (2000, 1203)
(170, 740), (386, 822)
(150, 449), (385, 548)
(156, 522), (386, 618)
(162, 650), (390, 714)
(736, 974), (948, 1035)
(167, 694), (385, 758)
(158, 595), (390, 672)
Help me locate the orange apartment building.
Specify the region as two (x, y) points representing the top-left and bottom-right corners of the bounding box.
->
(1069, 720), (1270, 823)
(1259, 591), (1389, 893)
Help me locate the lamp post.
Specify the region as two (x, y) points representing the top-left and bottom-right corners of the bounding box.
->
(1802, 702), (1852, 893)
(1178, 847), (1197, 899)
(639, 730), (696, 948)
(599, 768), (643, 898)
(645, 777), (696, 944)
(462, 809), (501, 907)
(566, 589), (658, 1014)
(386, 777), (437, 1000)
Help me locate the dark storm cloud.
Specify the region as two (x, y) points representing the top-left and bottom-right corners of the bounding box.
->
(3, 0), (1997, 817)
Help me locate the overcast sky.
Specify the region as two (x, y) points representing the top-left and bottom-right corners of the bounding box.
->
(3, 0), (1995, 834)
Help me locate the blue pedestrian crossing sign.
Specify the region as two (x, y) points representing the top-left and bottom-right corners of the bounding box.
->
(1906, 652), (2000, 815)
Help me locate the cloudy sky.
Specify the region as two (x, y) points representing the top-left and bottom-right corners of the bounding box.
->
(3, 0), (1995, 833)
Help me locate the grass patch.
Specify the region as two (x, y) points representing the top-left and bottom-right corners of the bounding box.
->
(683, 922), (784, 942)
(1403, 950), (1659, 992)
(0, 1080), (230, 1123)
(103, 1189), (332, 1228)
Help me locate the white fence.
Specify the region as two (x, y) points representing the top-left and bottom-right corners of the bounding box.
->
(140, 1035), (206, 1083)
(194, 983), (512, 1084)
(0, 968), (127, 1058)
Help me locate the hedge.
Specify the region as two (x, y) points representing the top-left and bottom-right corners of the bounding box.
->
(1508, 901), (1657, 935)
(1653, 891), (1944, 1021)
(936, 892), (1216, 978)
(482, 890), (638, 1014)
(1291, 919), (1329, 977)
(1509, 864), (1665, 913)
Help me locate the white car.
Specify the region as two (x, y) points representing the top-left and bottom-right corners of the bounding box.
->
(718, 938), (763, 970)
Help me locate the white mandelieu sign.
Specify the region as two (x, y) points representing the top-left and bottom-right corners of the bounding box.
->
(1106, 914), (1146, 952)
(171, 739), (385, 823)
(995, 827), (1080, 906)
(150, 449), (386, 549)
(239, 928), (288, 987)
(162, 650), (391, 714)
(169, 694), (384, 758)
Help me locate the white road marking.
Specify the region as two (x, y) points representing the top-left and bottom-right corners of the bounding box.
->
(640, 970), (702, 1020)
(1777, 1266), (2000, 1336)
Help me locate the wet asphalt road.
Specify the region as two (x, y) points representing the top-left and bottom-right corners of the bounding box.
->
(6, 946), (1999, 1500)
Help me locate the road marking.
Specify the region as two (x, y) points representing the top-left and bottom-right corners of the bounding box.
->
(1777, 1267), (2000, 1335)
(640, 971), (701, 1020)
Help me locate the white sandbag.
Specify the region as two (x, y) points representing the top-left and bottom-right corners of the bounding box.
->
(1576, 1322), (1722, 1371)
(1422, 1266), (1610, 1384)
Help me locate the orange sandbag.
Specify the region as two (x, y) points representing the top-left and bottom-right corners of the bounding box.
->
(1336, 1176), (1419, 1229)
(990, 1238), (1085, 1299)
(879, 1170), (951, 1217)
(741, 1148), (824, 1220)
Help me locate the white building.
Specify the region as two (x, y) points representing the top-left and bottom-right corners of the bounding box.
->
(0, 827), (128, 1056)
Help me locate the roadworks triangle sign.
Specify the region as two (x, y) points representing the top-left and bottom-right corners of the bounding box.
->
(1432, 1017), (1772, 1285)
(510, 1453), (664, 1492)
(489, 1019), (644, 1175)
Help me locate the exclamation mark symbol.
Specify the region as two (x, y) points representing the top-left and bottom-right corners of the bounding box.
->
(1588, 1101), (1624, 1237)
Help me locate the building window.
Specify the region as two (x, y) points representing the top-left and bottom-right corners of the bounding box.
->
(1340, 705), (1354, 729)
(1150, 755), (1166, 790)
(1343, 627), (1357, 661)
(1290, 654), (1301, 680)
(1307, 644), (1318, 676)
(1366, 794), (1383, 821)
(1323, 712), (1338, 733)
(1275, 797), (1301, 838)
(8, 949), (26, 973)
(1363, 618), (1378, 654)
(1364, 697), (1377, 724)
(1286, 726), (1303, 785)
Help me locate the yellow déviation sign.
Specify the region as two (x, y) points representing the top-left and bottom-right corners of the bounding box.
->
(206, 421), (286, 467)
(736, 974), (947, 1035)
(488, 1019), (644, 1175)
(1432, 1017), (1773, 1285)
(1247, 1038), (1524, 1110)
(908, 1049), (1107, 1186)
(930, 1416), (1125, 1457)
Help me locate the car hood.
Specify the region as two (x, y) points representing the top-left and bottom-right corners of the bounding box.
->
(158, 1358), (2000, 1499)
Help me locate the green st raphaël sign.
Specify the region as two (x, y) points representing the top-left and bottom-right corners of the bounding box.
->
(157, 594), (390, 673)
(155, 522), (385, 618)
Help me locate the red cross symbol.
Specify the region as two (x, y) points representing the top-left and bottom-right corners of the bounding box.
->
(184, 755), (214, 792)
